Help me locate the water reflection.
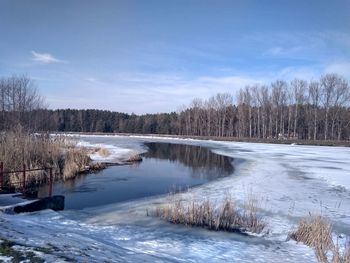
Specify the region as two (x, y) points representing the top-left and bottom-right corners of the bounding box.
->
(143, 143), (234, 179)
(38, 142), (236, 209)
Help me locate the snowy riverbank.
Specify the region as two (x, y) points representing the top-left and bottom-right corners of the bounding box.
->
(1, 134), (349, 262)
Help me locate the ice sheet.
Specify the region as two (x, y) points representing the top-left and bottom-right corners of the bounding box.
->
(1, 134), (349, 262)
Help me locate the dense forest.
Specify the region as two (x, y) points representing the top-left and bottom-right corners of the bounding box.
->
(1, 74), (350, 141)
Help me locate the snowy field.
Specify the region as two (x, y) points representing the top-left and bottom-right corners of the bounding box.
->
(1, 134), (350, 262)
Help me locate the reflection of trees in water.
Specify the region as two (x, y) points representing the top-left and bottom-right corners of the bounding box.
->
(37, 173), (93, 197)
(143, 143), (234, 180)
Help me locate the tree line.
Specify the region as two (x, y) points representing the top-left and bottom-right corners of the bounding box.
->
(1, 74), (350, 141)
(178, 74), (350, 141)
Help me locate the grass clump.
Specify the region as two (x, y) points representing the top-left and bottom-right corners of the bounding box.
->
(127, 153), (142, 162)
(61, 147), (91, 179)
(154, 195), (266, 234)
(332, 241), (350, 263)
(96, 147), (110, 157)
(0, 127), (63, 173)
(0, 239), (44, 263)
(290, 214), (350, 263)
(0, 127), (103, 189)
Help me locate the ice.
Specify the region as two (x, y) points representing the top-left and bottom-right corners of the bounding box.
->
(77, 140), (136, 162)
(1, 134), (349, 262)
(0, 209), (318, 262)
(0, 256), (12, 262)
(52, 133), (145, 163)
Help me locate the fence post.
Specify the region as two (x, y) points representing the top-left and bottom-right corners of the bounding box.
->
(22, 164), (26, 191)
(49, 168), (53, 197)
(0, 162), (3, 189)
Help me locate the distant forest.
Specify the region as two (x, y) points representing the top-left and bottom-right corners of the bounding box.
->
(1, 74), (350, 141)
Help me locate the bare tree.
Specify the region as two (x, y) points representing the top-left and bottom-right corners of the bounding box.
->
(321, 74), (339, 140)
(291, 79), (307, 138)
(271, 80), (287, 138)
(0, 75), (45, 130)
(309, 81), (321, 140)
(251, 85), (261, 138)
(331, 77), (350, 140)
(243, 87), (252, 138)
(215, 93), (233, 137)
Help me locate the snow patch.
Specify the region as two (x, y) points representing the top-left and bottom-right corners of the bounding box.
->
(77, 140), (136, 163)
(1, 135), (349, 262)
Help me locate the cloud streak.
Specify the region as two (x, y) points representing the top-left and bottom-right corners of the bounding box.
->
(44, 59), (350, 114)
(45, 72), (265, 113)
(31, 51), (64, 64)
(324, 62), (350, 79)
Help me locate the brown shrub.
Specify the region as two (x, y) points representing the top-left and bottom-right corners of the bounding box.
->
(62, 147), (91, 180)
(127, 153), (142, 162)
(153, 195), (266, 234)
(96, 147), (110, 157)
(0, 128), (62, 172)
(290, 215), (333, 262)
(89, 162), (107, 172)
(332, 241), (350, 263)
(291, 215), (350, 263)
(0, 128), (93, 187)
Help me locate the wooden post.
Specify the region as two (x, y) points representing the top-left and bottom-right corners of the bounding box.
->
(49, 168), (53, 197)
(22, 164), (26, 191)
(0, 162), (3, 189)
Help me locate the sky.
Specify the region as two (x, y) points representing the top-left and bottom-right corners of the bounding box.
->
(0, 0), (349, 114)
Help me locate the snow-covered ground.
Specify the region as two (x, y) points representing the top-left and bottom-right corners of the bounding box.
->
(77, 140), (138, 163)
(1, 134), (349, 262)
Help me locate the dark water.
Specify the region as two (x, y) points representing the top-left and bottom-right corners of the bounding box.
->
(38, 142), (235, 210)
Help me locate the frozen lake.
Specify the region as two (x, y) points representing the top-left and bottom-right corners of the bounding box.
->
(1, 135), (350, 262)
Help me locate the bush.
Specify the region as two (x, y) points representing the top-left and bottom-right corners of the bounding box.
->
(96, 147), (110, 157)
(0, 127), (93, 188)
(290, 214), (350, 263)
(153, 195), (266, 234)
(62, 147), (91, 179)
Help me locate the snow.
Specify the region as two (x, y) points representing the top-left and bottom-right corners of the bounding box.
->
(0, 256), (13, 262)
(76, 140), (136, 163)
(0, 209), (318, 262)
(0, 194), (32, 208)
(1, 134), (349, 262)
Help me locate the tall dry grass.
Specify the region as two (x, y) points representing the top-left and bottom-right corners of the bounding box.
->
(0, 127), (93, 189)
(332, 241), (350, 263)
(154, 195), (266, 234)
(61, 147), (91, 180)
(95, 147), (110, 157)
(0, 127), (62, 172)
(290, 214), (350, 263)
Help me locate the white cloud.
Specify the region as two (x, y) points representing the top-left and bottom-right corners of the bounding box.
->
(46, 72), (265, 114)
(263, 45), (304, 57)
(275, 66), (320, 81)
(41, 63), (350, 114)
(324, 62), (350, 79)
(31, 51), (63, 64)
(265, 47), (283, 56)
(85, 77), (97, 82)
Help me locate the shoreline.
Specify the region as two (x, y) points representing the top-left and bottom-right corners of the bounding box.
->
(50, 131), (350, 147)
(1, 134), (349, 262)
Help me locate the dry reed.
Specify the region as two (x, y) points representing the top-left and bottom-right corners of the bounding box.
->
(332, 241), (350, 263)
(127, 153), (142, 162)
(96, 147), (110, 157)
(154, 195), (266, 234)
(61, 147), (91, 179)
(290, 214), (350, 263)
(0, 127), (100, 188)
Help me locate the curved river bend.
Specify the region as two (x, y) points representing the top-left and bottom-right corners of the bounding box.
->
(39, 141), (235, 210)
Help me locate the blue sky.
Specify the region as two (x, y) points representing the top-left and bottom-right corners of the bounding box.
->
(1, 0), (349, 113)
